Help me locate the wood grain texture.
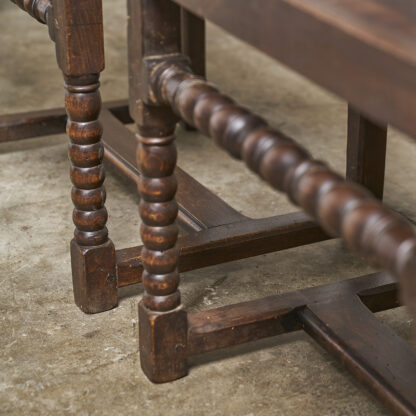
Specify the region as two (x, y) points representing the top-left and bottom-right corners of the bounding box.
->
(187, 272), (398, 355)
(173, 0), (416, 137)
(0, 107), (68, 142)
(181, 8), (205, 77)
(300, 296), (416, 416)
(187, 272), (416, 415)
(180, 9), (205, 132)
(346, 106), (387, 200)
(116, 212), (328, 287)
(52, 0), (104, 76)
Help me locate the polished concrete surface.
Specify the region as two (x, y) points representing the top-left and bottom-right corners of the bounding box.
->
(1, 1), (415, 415)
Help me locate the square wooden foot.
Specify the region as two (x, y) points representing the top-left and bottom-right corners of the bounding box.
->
(70, 239), (118, 314)
(139, 301), (188, 383)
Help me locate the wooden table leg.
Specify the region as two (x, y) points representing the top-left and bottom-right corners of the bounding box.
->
(347, 105), (387, 200)
(53, 0), (118, 313)
(129, 0), (188, 382)
(181, 8), (205, 131)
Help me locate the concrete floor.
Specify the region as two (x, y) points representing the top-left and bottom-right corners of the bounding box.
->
(1, 1), (416, 415)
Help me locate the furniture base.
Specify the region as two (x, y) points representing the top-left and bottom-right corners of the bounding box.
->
(2, 103), (414, 415)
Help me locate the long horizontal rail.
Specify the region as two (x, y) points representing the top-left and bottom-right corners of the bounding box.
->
(186, 272), (398, 356)
(300, 297), (416, 416)
(0, 99), (131, 143)
(187, 272), (416, 415)
(116, 211), (328, 287)
(148, 58), (416, 325)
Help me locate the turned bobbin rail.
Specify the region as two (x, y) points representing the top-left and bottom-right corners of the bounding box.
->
(10, 0), (50, 23)
(147, 58), (416, 314)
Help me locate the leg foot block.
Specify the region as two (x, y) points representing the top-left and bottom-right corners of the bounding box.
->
(139, 301), (188, 383)
(70, 239), (118, 314)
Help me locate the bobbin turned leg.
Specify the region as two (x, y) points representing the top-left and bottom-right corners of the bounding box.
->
(66, 75), (117, 313)
(137, 113), (187, 382)
(128, 0), (187, 382)
(53, 0), (117, 313)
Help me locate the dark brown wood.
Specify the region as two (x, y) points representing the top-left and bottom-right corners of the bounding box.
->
(300, 297), (416, 416)
(64, 76), (117, 313)
(347, 106), (388, 200)
(129, 0), (188, 382)
(175, 167), (245, 229)
(188, 291), (302, 355)
(0, 100), (131, 143)
(53, 0), (117, 313)
(138, 302), (188, 383)
(180, 8), (205, 131)
(186, 272), (416, 415)
(187, 272), (398, 355)
(0, 107), (67, 143)
(52, 0), (104, 76)
(127, 0), (182, 122)
(185, 271), (416, 416)
(137, 129), (181, 312)
(99, 108), (244, 231)
(70, 240), (117, 314)
(173, 0), (416, 138)
(116, 212), (328, 287)
(98, 109), (327, 288)
(181, 9), (205, 77)
(150, 61), (416, 318)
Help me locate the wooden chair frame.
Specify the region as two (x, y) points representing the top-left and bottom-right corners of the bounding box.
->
(2, 1), (416, 415)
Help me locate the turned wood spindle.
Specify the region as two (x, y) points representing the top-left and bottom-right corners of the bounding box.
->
(65, 75), (108, 247)
(137, 130), (180, 313)
(150, 62), (416, 307)
(10, 0), (50, 23)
